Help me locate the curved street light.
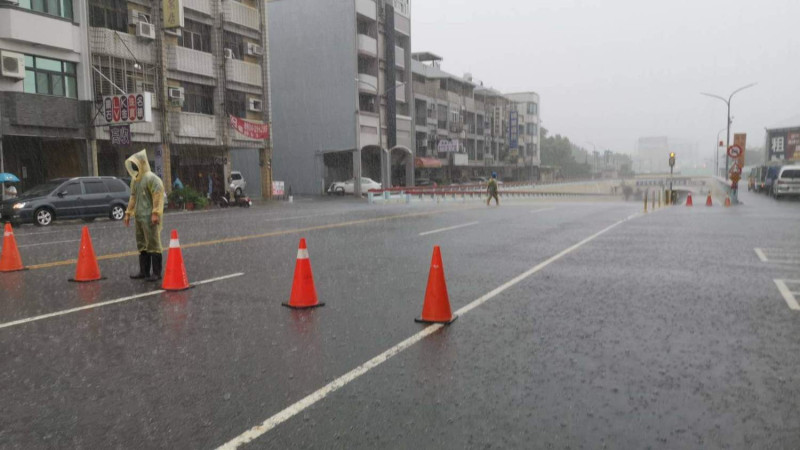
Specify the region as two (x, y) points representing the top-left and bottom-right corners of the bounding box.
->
(700, 82), (757, 179)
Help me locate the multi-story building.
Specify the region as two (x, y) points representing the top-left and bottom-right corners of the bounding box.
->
(0, 0), (94, 191)
(87, 0), (273, 198)
(268, 0), (414, 195)
(411, 52), (542, 183)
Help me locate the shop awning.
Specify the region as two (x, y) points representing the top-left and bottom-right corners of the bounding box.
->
(415, 157), (443, 169)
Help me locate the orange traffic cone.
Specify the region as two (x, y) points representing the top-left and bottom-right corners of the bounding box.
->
(724, 196), (731, 207)
(162, 230), (191, 291)
(686, 194), (693, 206)
(0, 223), (25, 272)
(69, 226), (104, 282)
(415, 246), (457, 324)
(706, 194), (713, 206)
(283, 238), (324, 309)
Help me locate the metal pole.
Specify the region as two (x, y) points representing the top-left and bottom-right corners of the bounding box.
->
(725, 101), (730, 180)
(0, 105), (4, 200)
(669, 165), (674, 204)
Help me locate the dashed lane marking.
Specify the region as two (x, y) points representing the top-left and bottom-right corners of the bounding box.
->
(418, 221), (479, 236)
(0, 273), (244, 330)
(17, 239), (80, 248)
(216, 212), (642, 449)
(754, 248), (800, 265)
(774, 279), (800, 311)
(25, 209), (463, 271)
(754, 248), (768, 262)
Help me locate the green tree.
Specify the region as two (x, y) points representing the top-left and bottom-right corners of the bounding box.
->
(540, 127), (590, 178)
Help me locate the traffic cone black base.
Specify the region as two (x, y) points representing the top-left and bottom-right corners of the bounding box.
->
(415, 315), (458, 325)
(68, 277), (107, 283)
(281, 301), (325, 310)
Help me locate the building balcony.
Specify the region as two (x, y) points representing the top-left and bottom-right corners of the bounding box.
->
(90, 27), (156, 64)
(0, 8), (82, 52)
(184, 0), (212, 15)
(395, 46), (405, 68)
(395, 82), (405, 103)
(358, 73), (378, 93)
(395, 13), (410, 36)
(172, 112), (217, 140)
(357, 34), (378, 56)
(226, 59), (262, 87)
(223, 0), (260, 31)
(356, 0), (377, 21)
(358, 112), (380, 147)
(169, 46), (215, 78)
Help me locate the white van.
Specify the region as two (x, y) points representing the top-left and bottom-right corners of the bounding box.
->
(229, 171), (247, 196)
(773, 165), (800, 199)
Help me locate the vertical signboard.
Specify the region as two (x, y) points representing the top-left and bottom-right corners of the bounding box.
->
(508, 109), (519, 149)
(163, 0), (184, 29)
(733, 133), (746, 168)
(154, 145), (164, 180)
(103, 93), (152, 124)
(787, 131), (800, 160)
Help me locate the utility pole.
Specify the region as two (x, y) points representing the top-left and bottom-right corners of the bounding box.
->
(701, 82), (756, 180)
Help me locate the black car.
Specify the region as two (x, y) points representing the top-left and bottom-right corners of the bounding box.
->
(0, 177), (130, 226)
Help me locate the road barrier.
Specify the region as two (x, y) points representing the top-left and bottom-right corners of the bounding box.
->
(0, 223), (25, 272)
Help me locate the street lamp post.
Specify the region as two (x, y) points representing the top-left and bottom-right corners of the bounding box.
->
(700, 82), (757, 180)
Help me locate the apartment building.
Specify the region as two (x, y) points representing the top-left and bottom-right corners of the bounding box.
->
(412, 52), (542, 183)
(269, 0), (414, 195)
(87, 0), (272, 198)
(0, 0), (94, 191)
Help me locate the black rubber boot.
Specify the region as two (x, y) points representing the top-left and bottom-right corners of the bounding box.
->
(130, 252), (150, 279)
(146, 253), (162, 282)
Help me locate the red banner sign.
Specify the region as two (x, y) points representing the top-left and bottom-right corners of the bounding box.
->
(229, 115), (270, 140)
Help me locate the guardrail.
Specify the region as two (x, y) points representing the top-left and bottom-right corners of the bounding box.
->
(367, 189), (613, 204)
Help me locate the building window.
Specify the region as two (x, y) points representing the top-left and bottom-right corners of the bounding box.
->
(24, 55), (77, 98)
(526, 123), (538, 136)
(89, 0), (126, 31)
(359, 93), (376, 113)
(225, 90), (247, 118)
(182, 82), (214, 115)
(527, 102), (538, 115)
(179, 20), (212, 53)
(223, 32), (245, 60)
(19, 0), (73, 20)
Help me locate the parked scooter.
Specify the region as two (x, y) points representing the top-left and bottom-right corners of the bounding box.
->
(218, 190), (252, 208)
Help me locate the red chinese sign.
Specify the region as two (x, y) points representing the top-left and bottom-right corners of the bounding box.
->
(229, 115), (270, 140)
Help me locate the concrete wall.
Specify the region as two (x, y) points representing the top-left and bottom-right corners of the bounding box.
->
(268, 0), (358, 194)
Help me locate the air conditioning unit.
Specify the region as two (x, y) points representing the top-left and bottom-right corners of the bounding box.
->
(246, 43), (263, 56)
(0, 51), (25, 80)
(248, 98), (263, 112)
(168, 87), (184, 105)
(128, 10), (150, 26)
(136, 22), (155, 40)
(224, 48), (235, 60)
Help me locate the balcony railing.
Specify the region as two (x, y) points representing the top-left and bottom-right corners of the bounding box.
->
(226, 59), (262, 86)
(357, 34), (378, 56)
(224, 0), (260, 31)
(395, 46), (405, 68)
(184, 0), (212, 15)
(90, 27), (156, 64)
(170, 46), (215, 78)
(356, 0), (377, 20)
(173, 112), (217, 139)
(358, 73), (378, 93)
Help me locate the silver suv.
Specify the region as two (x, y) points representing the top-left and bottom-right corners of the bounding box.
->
(773, 165), (800, 199)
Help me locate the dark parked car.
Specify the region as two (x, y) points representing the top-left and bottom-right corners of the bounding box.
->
(0, 177), (130, 226)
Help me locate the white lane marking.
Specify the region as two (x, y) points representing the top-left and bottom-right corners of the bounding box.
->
(0, 273), (244, 330)
(530, 207), (557, 214)
(17, 239), (80, 248)
(754, 248), (768, 262)
(418, 221), (479, 236)
(217, 213), (640, 449)
(774, 279), (800, 311)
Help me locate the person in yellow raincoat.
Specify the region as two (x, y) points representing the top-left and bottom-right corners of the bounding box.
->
(124, 150), (165, 281)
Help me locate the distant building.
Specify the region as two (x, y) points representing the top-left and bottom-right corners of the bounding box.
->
(636, 137), (669, 173)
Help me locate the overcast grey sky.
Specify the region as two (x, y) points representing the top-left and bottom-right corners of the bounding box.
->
(411, 0), (800, 158)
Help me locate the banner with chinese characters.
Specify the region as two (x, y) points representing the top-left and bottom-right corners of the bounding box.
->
(229, 115), (270, 140)
(110, 125), (131, 145)
(733, 133), (746, 168)
(163, 0), (184, 29)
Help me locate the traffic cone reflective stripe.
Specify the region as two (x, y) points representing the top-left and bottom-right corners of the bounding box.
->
(69, 226), (104, 282)
(0, 223), (25, 272)
(415, 246), (457, 325)
(686, 194), (693, 206)
(283, 238), (324, 309)
(162, 230), (190, 291)
(706, 194), (713, 206)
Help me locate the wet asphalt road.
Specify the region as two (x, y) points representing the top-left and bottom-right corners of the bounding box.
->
(1, 191), (799, 449)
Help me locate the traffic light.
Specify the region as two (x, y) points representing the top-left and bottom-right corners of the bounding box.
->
(668, 152), (676, 168)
